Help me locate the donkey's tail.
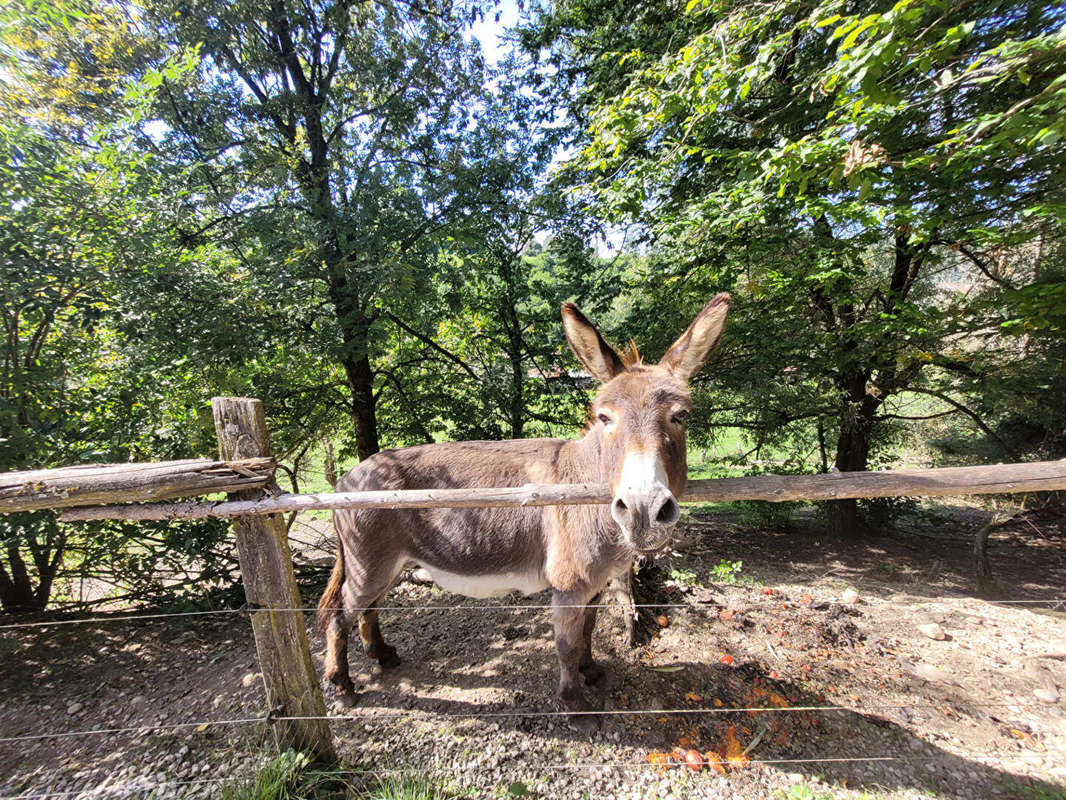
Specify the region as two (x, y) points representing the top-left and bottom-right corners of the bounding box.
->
(316, 535), (345, 635)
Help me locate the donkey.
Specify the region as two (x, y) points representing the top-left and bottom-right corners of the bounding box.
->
(317, 294), (731, 719)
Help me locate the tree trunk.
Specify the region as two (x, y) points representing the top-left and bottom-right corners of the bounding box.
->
(323, 439), (338, 488)
(826, 395), (878, 538)
(0, 542), (41, 612)
(0, 528), (60, 613)
(325, 272), (380, 461)
(973, 514), (1003, 598)
(505, 308), (525, 439)
(348, 350), (379, 461)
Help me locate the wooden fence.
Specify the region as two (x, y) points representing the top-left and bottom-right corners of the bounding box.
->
(2, 395), (1064, 759)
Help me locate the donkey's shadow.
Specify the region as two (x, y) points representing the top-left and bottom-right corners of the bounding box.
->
(322, 600), (1062, 800)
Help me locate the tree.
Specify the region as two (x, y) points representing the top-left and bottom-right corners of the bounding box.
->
(528, 0), (1066, 535)
(370, 64), (612, 444)
(142, 0), (489, 459)
(0, 2), (245, 611)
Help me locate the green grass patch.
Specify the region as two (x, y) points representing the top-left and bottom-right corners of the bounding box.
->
(216, 753), (469, 800)
(217, 752), (352, 800)
(358, 773), (469, 800)
(773, 785), (876, 800)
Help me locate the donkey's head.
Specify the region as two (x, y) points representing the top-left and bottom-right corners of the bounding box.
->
(561, 294), (731, 551)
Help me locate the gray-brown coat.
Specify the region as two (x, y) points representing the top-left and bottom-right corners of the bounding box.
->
(317, 294), (731, 719)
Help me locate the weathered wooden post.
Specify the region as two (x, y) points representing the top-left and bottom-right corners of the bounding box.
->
(212, 397), (335, 760)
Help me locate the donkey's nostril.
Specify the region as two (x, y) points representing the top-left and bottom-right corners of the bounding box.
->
(610, 497), (632, 531)
(655, 497), (680, 525)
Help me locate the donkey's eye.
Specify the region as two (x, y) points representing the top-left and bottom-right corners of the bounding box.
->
(597, 412), (612, 425)
(671, 410), (689, 425)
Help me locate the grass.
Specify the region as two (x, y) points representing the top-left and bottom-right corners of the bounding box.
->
(216, 752), (348, 800)
(1000, 779), (1066, 800)
(773, 786), (877, 800)
(358, 774), (469, 800)
(216, 753), (470, 800)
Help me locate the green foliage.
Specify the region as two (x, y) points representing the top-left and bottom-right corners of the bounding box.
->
(709, 559), (744, 585)
(773, 785), (875, 800)
(666, 568), (699, 587)
(999, 778), (1066, 800)
(737, 501), (798, 530)
(358, 773), (469, 800)
(217, 752), (470, 800)
(136, 0), (498, 460)
(217, 752), (353, 800)
(0, 6), (240, 612)
(859, 496), (919, 530)
(529, 0), (1066, 535)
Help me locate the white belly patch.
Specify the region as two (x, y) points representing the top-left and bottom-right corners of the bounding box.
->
(421, 565), (549, 598)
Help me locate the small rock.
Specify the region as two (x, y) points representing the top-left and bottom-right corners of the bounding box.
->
(841, 588), (859, 605)
(1034, 687), (1059, 704)
(66, 702), (83, 715)
(241, 672), (260, 688)
(908, 662), (953, 684)
(918, 622), (946, 640)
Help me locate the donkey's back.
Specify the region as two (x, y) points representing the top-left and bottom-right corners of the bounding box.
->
(331, 439), (570, 595)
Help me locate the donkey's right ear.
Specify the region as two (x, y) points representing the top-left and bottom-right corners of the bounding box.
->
(561, 303), (625, 383)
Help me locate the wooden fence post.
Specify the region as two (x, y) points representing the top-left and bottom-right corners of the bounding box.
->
(212, 397), (335, 760)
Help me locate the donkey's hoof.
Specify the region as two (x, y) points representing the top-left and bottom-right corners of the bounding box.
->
(579, 661), (606, 685)
(567, 711), (602, 732)
(374, 646), (401, 669)
(332, 693), (359, 711)
(328, 683), (359, 709)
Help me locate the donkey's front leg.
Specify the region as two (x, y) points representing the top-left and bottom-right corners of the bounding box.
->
(553, 591), (600, 729)
(579, 595), (605, 685)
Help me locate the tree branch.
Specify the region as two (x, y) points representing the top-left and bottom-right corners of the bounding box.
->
(904, 386), (1021, 460)
(382, 311), (481, 382)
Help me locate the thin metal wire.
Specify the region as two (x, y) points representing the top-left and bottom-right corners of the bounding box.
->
(0, 701), (1048, 745)
(0, 776), (227, 800)
(2, 596), (1063, 631)
(319, 751), (1063, 772)
(0, 717), (264, 744)
(2, 752), (1061, 800)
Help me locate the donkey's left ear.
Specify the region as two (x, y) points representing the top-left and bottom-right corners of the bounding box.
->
(659, 293), (731, 380)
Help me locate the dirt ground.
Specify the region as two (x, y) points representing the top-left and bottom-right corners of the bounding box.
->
(1, 504), (1064, 800)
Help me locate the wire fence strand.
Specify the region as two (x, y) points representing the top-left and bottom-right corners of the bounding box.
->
(2, 751), (1062, 800)
(0, 700), (1052, 745)
(2, 596), (1064, 631)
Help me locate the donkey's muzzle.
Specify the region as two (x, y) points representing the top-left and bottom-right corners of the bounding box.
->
(611, 486), (681, 549)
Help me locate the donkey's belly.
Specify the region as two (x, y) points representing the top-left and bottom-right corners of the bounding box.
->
(421, 564), (549, 598)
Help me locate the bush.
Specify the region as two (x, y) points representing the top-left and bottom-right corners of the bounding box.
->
(737, 500), (801, 530)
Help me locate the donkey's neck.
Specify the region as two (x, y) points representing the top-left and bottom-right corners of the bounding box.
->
(557, 427), (611, 484)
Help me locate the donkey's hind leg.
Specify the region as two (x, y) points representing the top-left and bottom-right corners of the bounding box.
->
(359, 601), (401, 669)
(323, 610), (358, 705)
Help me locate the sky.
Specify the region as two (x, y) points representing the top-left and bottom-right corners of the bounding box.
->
(467, 0), (628, 255)
(469, 0), (523, 67)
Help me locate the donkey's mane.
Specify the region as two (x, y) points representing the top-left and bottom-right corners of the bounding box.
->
(619, 341), (642, 368)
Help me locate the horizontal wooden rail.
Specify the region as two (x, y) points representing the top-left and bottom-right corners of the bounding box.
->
(55, 459), (1066, 522)
(0, 458), (276, 513)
